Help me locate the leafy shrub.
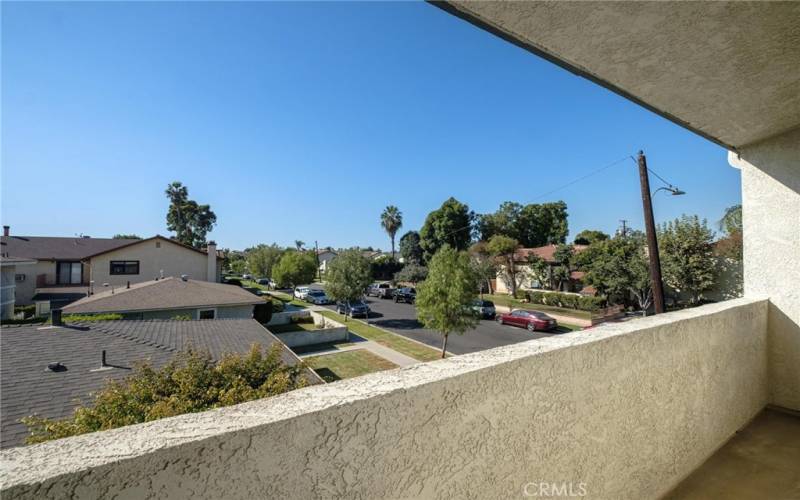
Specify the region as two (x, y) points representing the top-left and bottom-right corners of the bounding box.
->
(14, 304), (36, 318)
(529, 291), (546, 304)
(370, 260), (403, 281)
(170, 314), (192, 321)
(23, 344), (307, 444)
(578, 296), (605, 311)
(61, 313), (123, 323)
(271, 300), (285, 313)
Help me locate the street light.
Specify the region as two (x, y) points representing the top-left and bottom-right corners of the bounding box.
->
(653, 186), (686, 197)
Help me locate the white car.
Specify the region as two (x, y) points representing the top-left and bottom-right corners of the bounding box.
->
(293, 286), (311, 300)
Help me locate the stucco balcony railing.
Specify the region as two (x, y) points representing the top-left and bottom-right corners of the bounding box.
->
(0, 297), (780, 498)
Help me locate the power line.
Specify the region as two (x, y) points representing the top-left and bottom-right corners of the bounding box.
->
(438, 154), (635, 241)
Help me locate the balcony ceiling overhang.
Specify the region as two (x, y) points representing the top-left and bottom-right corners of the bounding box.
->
(434, 1), (800, 151)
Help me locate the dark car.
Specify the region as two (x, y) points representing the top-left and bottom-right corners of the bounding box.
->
(256, 278), (273, 288)
(393, 287), (416, 304)
(367, 282), (395, 299)
(471, 299), (496, 319)
(496, 309), (557, 332)
(336, 300), (371, 318)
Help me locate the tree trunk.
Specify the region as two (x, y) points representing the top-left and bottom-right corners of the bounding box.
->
(391, 235), (396, 261)
(441, 333), (448, 358)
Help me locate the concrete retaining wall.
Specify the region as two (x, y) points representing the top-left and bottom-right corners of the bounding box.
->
(0, 298), (768, 499)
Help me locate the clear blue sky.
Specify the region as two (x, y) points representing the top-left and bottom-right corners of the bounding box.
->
(1, 1), (741, 251)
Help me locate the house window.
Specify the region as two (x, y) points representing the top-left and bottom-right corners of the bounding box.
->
(110, 261), (140, 275)
(56, 262), (82, 285)
(198, 309), (216, 320)
(15, 274), (25, 283)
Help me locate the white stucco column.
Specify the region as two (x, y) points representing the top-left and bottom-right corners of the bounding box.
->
(206, 243), (217, 283)
(730, 126), (800, 410)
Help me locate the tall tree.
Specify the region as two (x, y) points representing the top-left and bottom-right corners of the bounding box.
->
(579, 233), (652, 312)
(718, 204), (743, 235)
(479, 201), (569, 247)
(247, 244), (286, 278)
(573, 230), (609, 245)
(380, 206), (403, 260)
(468, 242), (498, 297)
(416, 246), (478, 358)
(272, 251), (317, 288)
(399, 230), (423, 265)
(659, 215), (717, 304)
(394, 263), (428, 285)
(419, 197), (474, 262)
(487, 235), (521, 297)
(551, 244), (575, 291)
(294, 240), (305, 251)
(165, 181), (217, 248)
(325, 250), (372, 320)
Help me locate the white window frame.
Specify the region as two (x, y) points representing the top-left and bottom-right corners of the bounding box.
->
(197, 308), (217, 320)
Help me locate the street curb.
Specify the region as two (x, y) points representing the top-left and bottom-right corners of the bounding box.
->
(353, 317), (456, 358)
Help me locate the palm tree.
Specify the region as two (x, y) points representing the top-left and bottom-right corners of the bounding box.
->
(294, 240), (305, 251)
(380, 206), (403, 260)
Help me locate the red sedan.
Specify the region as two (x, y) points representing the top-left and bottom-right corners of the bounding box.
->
(496, 309), (558, 332)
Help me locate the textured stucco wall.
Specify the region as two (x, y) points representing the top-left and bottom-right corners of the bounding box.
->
(88, 240), (210, 289)
(734, 127), (800, 410)
(0, 298), (767, 499)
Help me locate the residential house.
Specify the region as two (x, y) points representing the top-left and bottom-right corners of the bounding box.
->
(0, 256), (36, 320)
(494, 244), (588, 294)
(0, 318), (322, 448)
(316, 248), (338, 274)
(61, 276), (262, 320)
(0, 230), (221, 314)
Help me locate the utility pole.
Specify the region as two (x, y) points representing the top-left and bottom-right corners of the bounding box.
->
(637, 151), (666, 314)
(619, 219), (628, 237)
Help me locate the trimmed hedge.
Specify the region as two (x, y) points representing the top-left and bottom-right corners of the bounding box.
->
(522, 290), (605, 312)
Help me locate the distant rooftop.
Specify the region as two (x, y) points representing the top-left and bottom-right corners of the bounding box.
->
(0, 235), (139, 261)
(62, 277), (262, 314)
(0, 318), (321, 449)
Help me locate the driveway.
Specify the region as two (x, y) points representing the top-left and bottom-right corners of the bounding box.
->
(324, 295), (566, 356)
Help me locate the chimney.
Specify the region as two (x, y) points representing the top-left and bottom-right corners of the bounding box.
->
(207, 241), (217, 282)
(51, 308), (63, 326)
(3, 225), (9, 237)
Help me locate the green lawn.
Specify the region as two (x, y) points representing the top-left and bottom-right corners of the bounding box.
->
(267, 321), (321, 333)
(318, 310), (443, 362)
(305, 349), (398, 382)
(482, 293), (592, 320)
(257, 288), (307, 309)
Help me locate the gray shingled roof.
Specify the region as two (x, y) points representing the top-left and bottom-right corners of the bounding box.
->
(62, 277), (262, 314)
(0, 319), (320, 449)
(0, 236), (139, 260)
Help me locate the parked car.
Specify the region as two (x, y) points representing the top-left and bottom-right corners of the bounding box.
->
(256, 278), (273, 288)
(336, 300), (371, 318)
(242, 274), (253, 280)
(496, 309), (557, 332)
(393, 287), (416, 304)
(306, 290), (332, 305)
(367, 282), (395, 299)
(471, 299), (496, 319)
(293, 286), (311, 300)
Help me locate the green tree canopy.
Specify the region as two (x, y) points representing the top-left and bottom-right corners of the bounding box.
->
(247, 244), (286, 278)
(324, 250), (372, 316)
(394, 262), (428, 284)
(718, 204), (742, 235)
(272, 251), (317, 288)
(416, 246), (478, 358)
(399, 230), (424, 265)
(579, 234), (652, 311)
(659, 215), (717, 304)
(112, 234), (142, 240)
(573, 229), (609, 245)
(23, 344), (307, 445)
(486, 234), (521, 297)
(165, 181), (217, 248)
(419, 197), (474, 262)
(380, 205), (403, 260)
(468, 241), (498, 296)
(478, 201), (569, 247)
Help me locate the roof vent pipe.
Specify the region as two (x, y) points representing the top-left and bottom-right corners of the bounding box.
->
(101, 350), (108, 368)
(127, 281), (130, 289)
(3, 225), (9, 237)
(181, 274), (189, 281)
